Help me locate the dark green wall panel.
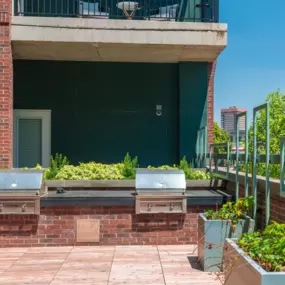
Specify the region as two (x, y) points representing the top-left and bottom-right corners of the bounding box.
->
(178, 62), (208, 162)
(14, 60), (178, 167)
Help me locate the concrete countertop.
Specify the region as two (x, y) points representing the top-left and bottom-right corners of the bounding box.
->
(41, 189), (231, 206)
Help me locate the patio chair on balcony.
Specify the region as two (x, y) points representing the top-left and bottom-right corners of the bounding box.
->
(79, 1), (109, 17)
(149, 4), (179, 21)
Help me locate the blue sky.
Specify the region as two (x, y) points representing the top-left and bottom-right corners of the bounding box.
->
(215, 0), (285, 124)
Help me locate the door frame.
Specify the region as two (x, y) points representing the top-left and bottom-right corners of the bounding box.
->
(13, 109), (51, 168)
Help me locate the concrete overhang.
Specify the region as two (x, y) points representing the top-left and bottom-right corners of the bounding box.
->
(11, 16), (227, 63)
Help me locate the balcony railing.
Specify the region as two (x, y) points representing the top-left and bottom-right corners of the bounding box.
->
(14, 0), (219, 22)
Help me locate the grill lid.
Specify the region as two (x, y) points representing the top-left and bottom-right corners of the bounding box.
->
(135, 169), (186, 193)
(0, 170), (44, 191)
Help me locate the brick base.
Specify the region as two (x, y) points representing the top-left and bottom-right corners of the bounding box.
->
(0, 205), (214, 247)
(0, 2), (13, 168)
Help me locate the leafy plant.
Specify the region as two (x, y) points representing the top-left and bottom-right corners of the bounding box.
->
(45, 153), (69, 180)
(147, 156), (212, 180)
(204, 196), (254, 228)
(55, 162), (124, 180)
(22, 164), (43, 170)
(20, 153), (214, 181)
(178, 156), (212, 180)
(121, 153), (138, 180)
(238, 222), (285, 272)
(147, 165), (177, 170)
(178, 156), (190, 174)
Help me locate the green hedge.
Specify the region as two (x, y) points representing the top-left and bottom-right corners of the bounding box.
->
(24, 153), (213, 181)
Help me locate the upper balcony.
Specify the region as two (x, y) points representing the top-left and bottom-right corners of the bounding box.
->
(14, 0), (219, 22)
(11, 0), (227, 63)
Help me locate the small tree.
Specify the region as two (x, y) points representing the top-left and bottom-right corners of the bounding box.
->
(213, 121), (231, 154)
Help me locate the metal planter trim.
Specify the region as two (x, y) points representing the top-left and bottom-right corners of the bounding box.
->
(224, 239), (285, 285)
(198, 213), (255, 272)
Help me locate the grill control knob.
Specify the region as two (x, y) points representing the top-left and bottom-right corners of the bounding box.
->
(148, 203), (152, 211)
(0, 204), (3, 212)
(22, 203), (27, 212)
(170, 203), (174, 211)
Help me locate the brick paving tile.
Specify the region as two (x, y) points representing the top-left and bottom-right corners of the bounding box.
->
(0, 245), (221, 285)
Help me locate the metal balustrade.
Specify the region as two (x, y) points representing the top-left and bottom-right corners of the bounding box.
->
(14, 0), (219, 22)
(196, 101), (285, 227)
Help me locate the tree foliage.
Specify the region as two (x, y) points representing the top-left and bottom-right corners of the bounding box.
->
(214, 121), (231, 144)
(213, 121), (231, 153)
(247, 90), (285, 178)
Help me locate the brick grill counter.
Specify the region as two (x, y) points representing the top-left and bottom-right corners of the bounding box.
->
(0, 189), (231, 247)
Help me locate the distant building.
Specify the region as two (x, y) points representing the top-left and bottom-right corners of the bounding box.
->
(221, 106), (247, 151)
(221, 106), (246, 132)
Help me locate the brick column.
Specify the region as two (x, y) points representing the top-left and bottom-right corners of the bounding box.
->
(0, 1), (13, 168)
(207, 61), (216, 146)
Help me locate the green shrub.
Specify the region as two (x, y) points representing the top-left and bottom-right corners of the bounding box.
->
(45, 153), (69, 180)
(204, 196), (254, 228)
(55, 162), (124, 180)
(21, 153), (215, 181)
(186, 170), (211, 180)
(238, 222), (285, 272)
(121, 153), (138, 180)
(22, 164), (44, 171)
(147, 165), (176, 170)
(147, 156), (212, 180)
(178, 156), (190, 174)
(177, 156), (211, 179)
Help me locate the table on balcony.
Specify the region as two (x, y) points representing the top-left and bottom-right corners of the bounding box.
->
(116, 1), (143, 19)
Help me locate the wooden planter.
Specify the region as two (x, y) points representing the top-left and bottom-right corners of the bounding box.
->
(198, 213), (255, 272)
(224, 239), (285, 285)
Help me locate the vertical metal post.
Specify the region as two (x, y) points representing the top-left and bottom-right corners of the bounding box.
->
(236, 116), (240, 200)
(209, 144), (212, 172)
(197, 126), (208, 168)
(252, 109), (257, 220)
(280, 137), (285, 196)
(204, 126), (208, 168)
(265, 103), (270, 226)
(196, 129), (201, 168)
(253, 103), (270, 225)
(209, 142), (230, 180)
(245, 112), (249, 197)
(236, 111), (248, 198)
(226, 141), (230, 177)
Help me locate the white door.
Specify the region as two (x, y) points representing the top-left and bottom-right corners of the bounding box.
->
(13, 110), (51, 168)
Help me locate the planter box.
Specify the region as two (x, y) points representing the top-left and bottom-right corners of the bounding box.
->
(224, 239), (285, 285)
(45, 179), (223, 189)
(198, 213), (255, 272)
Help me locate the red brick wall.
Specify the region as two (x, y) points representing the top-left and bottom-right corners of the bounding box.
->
(0, 1), (13, 168)
(226, 181), (285, 228)
(207, 61), (216, 146)
(0, 205), (214, 247)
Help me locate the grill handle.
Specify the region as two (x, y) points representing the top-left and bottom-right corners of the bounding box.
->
(22, 203), (27, 212)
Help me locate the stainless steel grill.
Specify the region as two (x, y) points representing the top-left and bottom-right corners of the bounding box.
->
(135, 169), (187, 214)
(0, 170), (46, 215)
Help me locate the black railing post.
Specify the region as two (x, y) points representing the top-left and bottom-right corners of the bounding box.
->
(213, 0), (219, 23)
(14, 0), (18, 15)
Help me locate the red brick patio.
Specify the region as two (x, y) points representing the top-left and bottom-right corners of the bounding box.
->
(0, 245), (220, 285)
